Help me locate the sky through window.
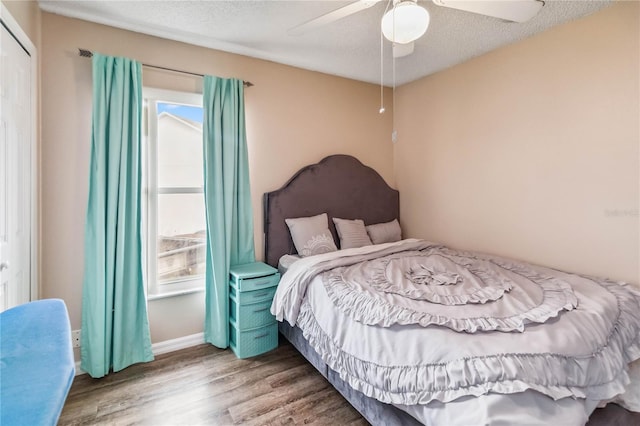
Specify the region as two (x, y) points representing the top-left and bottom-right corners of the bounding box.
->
(157, 102), (203, 123)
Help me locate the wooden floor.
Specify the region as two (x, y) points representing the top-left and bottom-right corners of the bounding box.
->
(60, 341), (640, 426)
(59, 341), (367, 425)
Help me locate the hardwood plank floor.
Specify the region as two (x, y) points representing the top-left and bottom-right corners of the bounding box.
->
(60, 341), (640, 425)
(59, 341), (367, 426)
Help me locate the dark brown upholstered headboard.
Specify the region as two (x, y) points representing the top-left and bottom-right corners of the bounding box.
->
(263, 155), (399, 267)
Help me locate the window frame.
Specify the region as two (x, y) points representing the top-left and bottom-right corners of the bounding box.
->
(143, 87), (206, 299)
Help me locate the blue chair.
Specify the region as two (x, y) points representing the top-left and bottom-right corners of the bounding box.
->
(1, 299), (75, 425)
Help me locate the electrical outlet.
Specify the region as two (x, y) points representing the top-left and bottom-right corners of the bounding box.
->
(71, 329), (81, 348)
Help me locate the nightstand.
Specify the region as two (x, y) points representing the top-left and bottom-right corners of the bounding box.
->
(229, 262), (280, 359)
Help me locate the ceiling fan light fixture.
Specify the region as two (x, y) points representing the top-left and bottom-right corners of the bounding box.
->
(381, 1), (430, 44)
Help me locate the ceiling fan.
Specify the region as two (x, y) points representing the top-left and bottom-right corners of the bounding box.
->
(289, 0), (546, 58)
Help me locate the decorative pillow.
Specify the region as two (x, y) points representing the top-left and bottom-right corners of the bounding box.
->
(278, 254), (301, 275)
(332, 218), (372, 249)
(285, 213), (337, 257)
(366, 219), (402, 245)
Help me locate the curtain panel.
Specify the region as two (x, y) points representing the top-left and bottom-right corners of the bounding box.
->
(203, 76), (256, 348)
(81, 53), (154, 378)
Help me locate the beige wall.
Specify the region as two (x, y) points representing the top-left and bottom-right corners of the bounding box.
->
(395, 1), (639, 285)
(1, 0), (40, 44)
(39, 12), (394, 346)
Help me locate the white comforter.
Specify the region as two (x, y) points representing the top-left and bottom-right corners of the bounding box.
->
(271, 239), (640, 425)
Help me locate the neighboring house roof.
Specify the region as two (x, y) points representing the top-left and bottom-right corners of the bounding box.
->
(158, 111), (202, 131)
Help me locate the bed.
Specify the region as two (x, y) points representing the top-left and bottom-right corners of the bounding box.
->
(263, 154), (640, 425)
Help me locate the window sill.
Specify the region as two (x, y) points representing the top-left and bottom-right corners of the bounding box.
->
(147, 287), (205, 301)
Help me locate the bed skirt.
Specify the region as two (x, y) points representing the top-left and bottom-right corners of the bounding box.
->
(278, 321), (421, 426)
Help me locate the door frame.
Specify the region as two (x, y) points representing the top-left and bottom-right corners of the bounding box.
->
(1, 4), (39, 302)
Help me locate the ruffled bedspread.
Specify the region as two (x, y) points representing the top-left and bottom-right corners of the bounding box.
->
(324, 246), (579, 332)
(271, 239), (640, 406)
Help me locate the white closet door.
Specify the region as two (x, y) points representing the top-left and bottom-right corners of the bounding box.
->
(0, 22), (32, 311)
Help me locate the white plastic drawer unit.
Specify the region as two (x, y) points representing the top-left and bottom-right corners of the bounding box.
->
(228, 262), (280, 359)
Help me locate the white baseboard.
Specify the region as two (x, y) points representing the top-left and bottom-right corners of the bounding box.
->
(152, 332), (205, 355)
(74, 332), (206, 376)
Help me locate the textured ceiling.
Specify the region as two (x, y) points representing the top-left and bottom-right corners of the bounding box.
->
(38, 0), (613, 86)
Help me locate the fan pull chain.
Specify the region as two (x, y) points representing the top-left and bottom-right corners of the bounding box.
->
(392, 48), (397, 144)
(379, 0), (392, 115)
(391, 0), (397, 143)
(379, 21), (385, 114)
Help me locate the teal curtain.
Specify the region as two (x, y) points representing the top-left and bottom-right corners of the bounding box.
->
(203, 76), (256, 348)
(81, 54), (154, 378)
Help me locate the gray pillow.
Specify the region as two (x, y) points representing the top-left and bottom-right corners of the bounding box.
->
(278, 254), (301, 275)
(366, 219), (402, 244)
(332, 218), (372, 249)
(285, 213), (337, 257)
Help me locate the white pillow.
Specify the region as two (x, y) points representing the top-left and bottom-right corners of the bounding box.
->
(366, 219), (402, 244)
(285, 213), (337, 257)
(332, 218), (372, 249)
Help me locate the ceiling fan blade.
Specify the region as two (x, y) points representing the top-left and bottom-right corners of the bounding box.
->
(432, 0), (545, 23)
(288, 0), (382, 36)
(393, 42), (414, 58)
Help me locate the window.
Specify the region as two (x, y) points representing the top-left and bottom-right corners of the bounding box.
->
(144, 88), (205, 297)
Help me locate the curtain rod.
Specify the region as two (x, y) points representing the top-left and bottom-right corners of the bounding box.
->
(78, 48), (254, 87)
